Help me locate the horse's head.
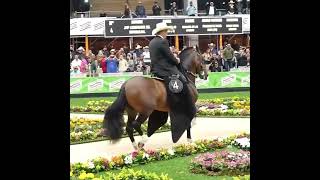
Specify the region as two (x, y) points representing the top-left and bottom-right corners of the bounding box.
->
(179, 46), (208, 81)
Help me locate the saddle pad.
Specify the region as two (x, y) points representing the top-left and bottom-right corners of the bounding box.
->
(150, 77), (164, 81)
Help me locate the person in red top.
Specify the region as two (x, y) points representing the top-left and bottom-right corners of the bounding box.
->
(100, 55), (107, 73)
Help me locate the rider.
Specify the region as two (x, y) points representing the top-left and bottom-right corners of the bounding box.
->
(149, 22), (187, 82)
(148, 22), (197, 143)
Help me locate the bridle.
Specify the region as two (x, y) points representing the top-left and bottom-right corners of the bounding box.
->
(187, 70), (197, 78)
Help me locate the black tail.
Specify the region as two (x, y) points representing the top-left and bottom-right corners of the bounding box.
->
(103, 85), (127, 141)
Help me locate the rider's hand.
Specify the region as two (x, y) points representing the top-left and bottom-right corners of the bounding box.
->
(176, 58), (180, 64)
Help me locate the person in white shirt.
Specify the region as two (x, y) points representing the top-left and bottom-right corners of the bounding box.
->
(70, 55), (82, 70)
(118, 55), (128, 72)
(208, 2), (215, 16)
(186, 1), (197, 16)
(142, 46), (151, 65)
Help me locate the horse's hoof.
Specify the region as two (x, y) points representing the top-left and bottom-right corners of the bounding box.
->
(187, 138), (193, 143)
(138, 142), (145, 150)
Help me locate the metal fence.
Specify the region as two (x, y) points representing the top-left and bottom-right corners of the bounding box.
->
(70, 9), (250, 19)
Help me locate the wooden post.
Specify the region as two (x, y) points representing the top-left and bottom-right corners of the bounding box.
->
(85, 35), (89, 56)
(219, 34), (223, 50)
(175, 35), (179, 50)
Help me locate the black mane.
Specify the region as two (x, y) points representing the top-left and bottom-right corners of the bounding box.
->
(179, 47), (194, 68)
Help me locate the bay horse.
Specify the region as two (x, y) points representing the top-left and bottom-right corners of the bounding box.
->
(103, 47), (208, 149)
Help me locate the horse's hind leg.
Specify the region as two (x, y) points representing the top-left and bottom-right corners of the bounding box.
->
(126, 107), (138, 150)
(187, 126), (192, 143)
(132, 111), (153, 149)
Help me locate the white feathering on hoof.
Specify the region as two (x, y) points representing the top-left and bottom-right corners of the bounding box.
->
(187, 138), (197, 146)
(140, 135), (149, 144)
(132, 142), (138, 150)
(191, 117), (197, 127)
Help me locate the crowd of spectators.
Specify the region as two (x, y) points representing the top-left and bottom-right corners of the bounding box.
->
(97, 0), (250, 18)
(70, 43), (153, 76)
(70, 39), (249, 76)
(202, 42), (250, 72)
(124, 0), (249, 17)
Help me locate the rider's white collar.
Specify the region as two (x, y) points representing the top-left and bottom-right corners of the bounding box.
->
(157, 35), (164, 39)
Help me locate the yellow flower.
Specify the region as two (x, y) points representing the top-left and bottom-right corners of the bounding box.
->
(86, 173), (95, 179)
(78, 172), (87, 179)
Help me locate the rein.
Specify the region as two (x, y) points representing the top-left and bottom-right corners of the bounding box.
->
(187, 70), (197, 78)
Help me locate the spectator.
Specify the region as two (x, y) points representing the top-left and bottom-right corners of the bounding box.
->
(71, 55), (82, 70)
(118, 55), (128, 72)
(76, 46), (85, 60)
(228, 0), (235, 14)
(133, 44), (143, 59)
(99, 55), (107, 73)
(237, 0), (243, 14)
(222, 44), (234, 71)
(142, 46), (151, 66)
(116, 48), (126, 59)
(152, 1), (162, 15)
(123, 3), (131, 18)
(122, 43), (130, 55)
(208, 43), (218, 55)
(89, 55), (98, 76)
(186, 1), (197, 16)
(223, 41), (228, 48)
(80, 56), (89, 73)
(245, 0), (250, 14)
(135, 1), (146, 18)
(209, 60), (221, 72)
(102, 46), (109, 57)
(127, 53), (135, 72)
(135, 57), (144, 72)
(245, 48), (250, 65)
(207, 2), (216, 16)
(202, 48), (213, 72)
(70, 66), (81, 75)
(237, 48), (247, 66)
(106, 49), (119, 73)
(221, 1), (227, 10)
(231, 39), (240, 51)
(169, 2), (178, 16)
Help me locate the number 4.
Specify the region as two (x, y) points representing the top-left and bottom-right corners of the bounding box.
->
(173, 81), (179, 89)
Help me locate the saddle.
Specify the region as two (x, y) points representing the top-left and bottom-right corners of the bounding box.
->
(150, 74), (184, 93)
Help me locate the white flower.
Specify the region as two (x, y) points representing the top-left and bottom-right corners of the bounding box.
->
(86, 130), (94, 134)
(124, 155), (133, 164)
(217, 137), (224, 142)
(220, 104), (228, 110)
(167, 149), (175, 156)
(235, 137), (250, 148)
(142, 153), (149, 159)
(88, 161), (95, 169)
(198, 106), (207, 111)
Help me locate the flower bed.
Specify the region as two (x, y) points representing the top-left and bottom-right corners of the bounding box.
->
(70, 97), (250, 116)
(70, 117), (171, 144)
(71, 168), (171, 180)
(70, 133), (250, 178)
(190, 150), (250, 176)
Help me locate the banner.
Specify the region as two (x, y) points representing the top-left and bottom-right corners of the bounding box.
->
(105, 17), (242, 37)
(70, 72), (250, 94)
(70, 17), (116, 36)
